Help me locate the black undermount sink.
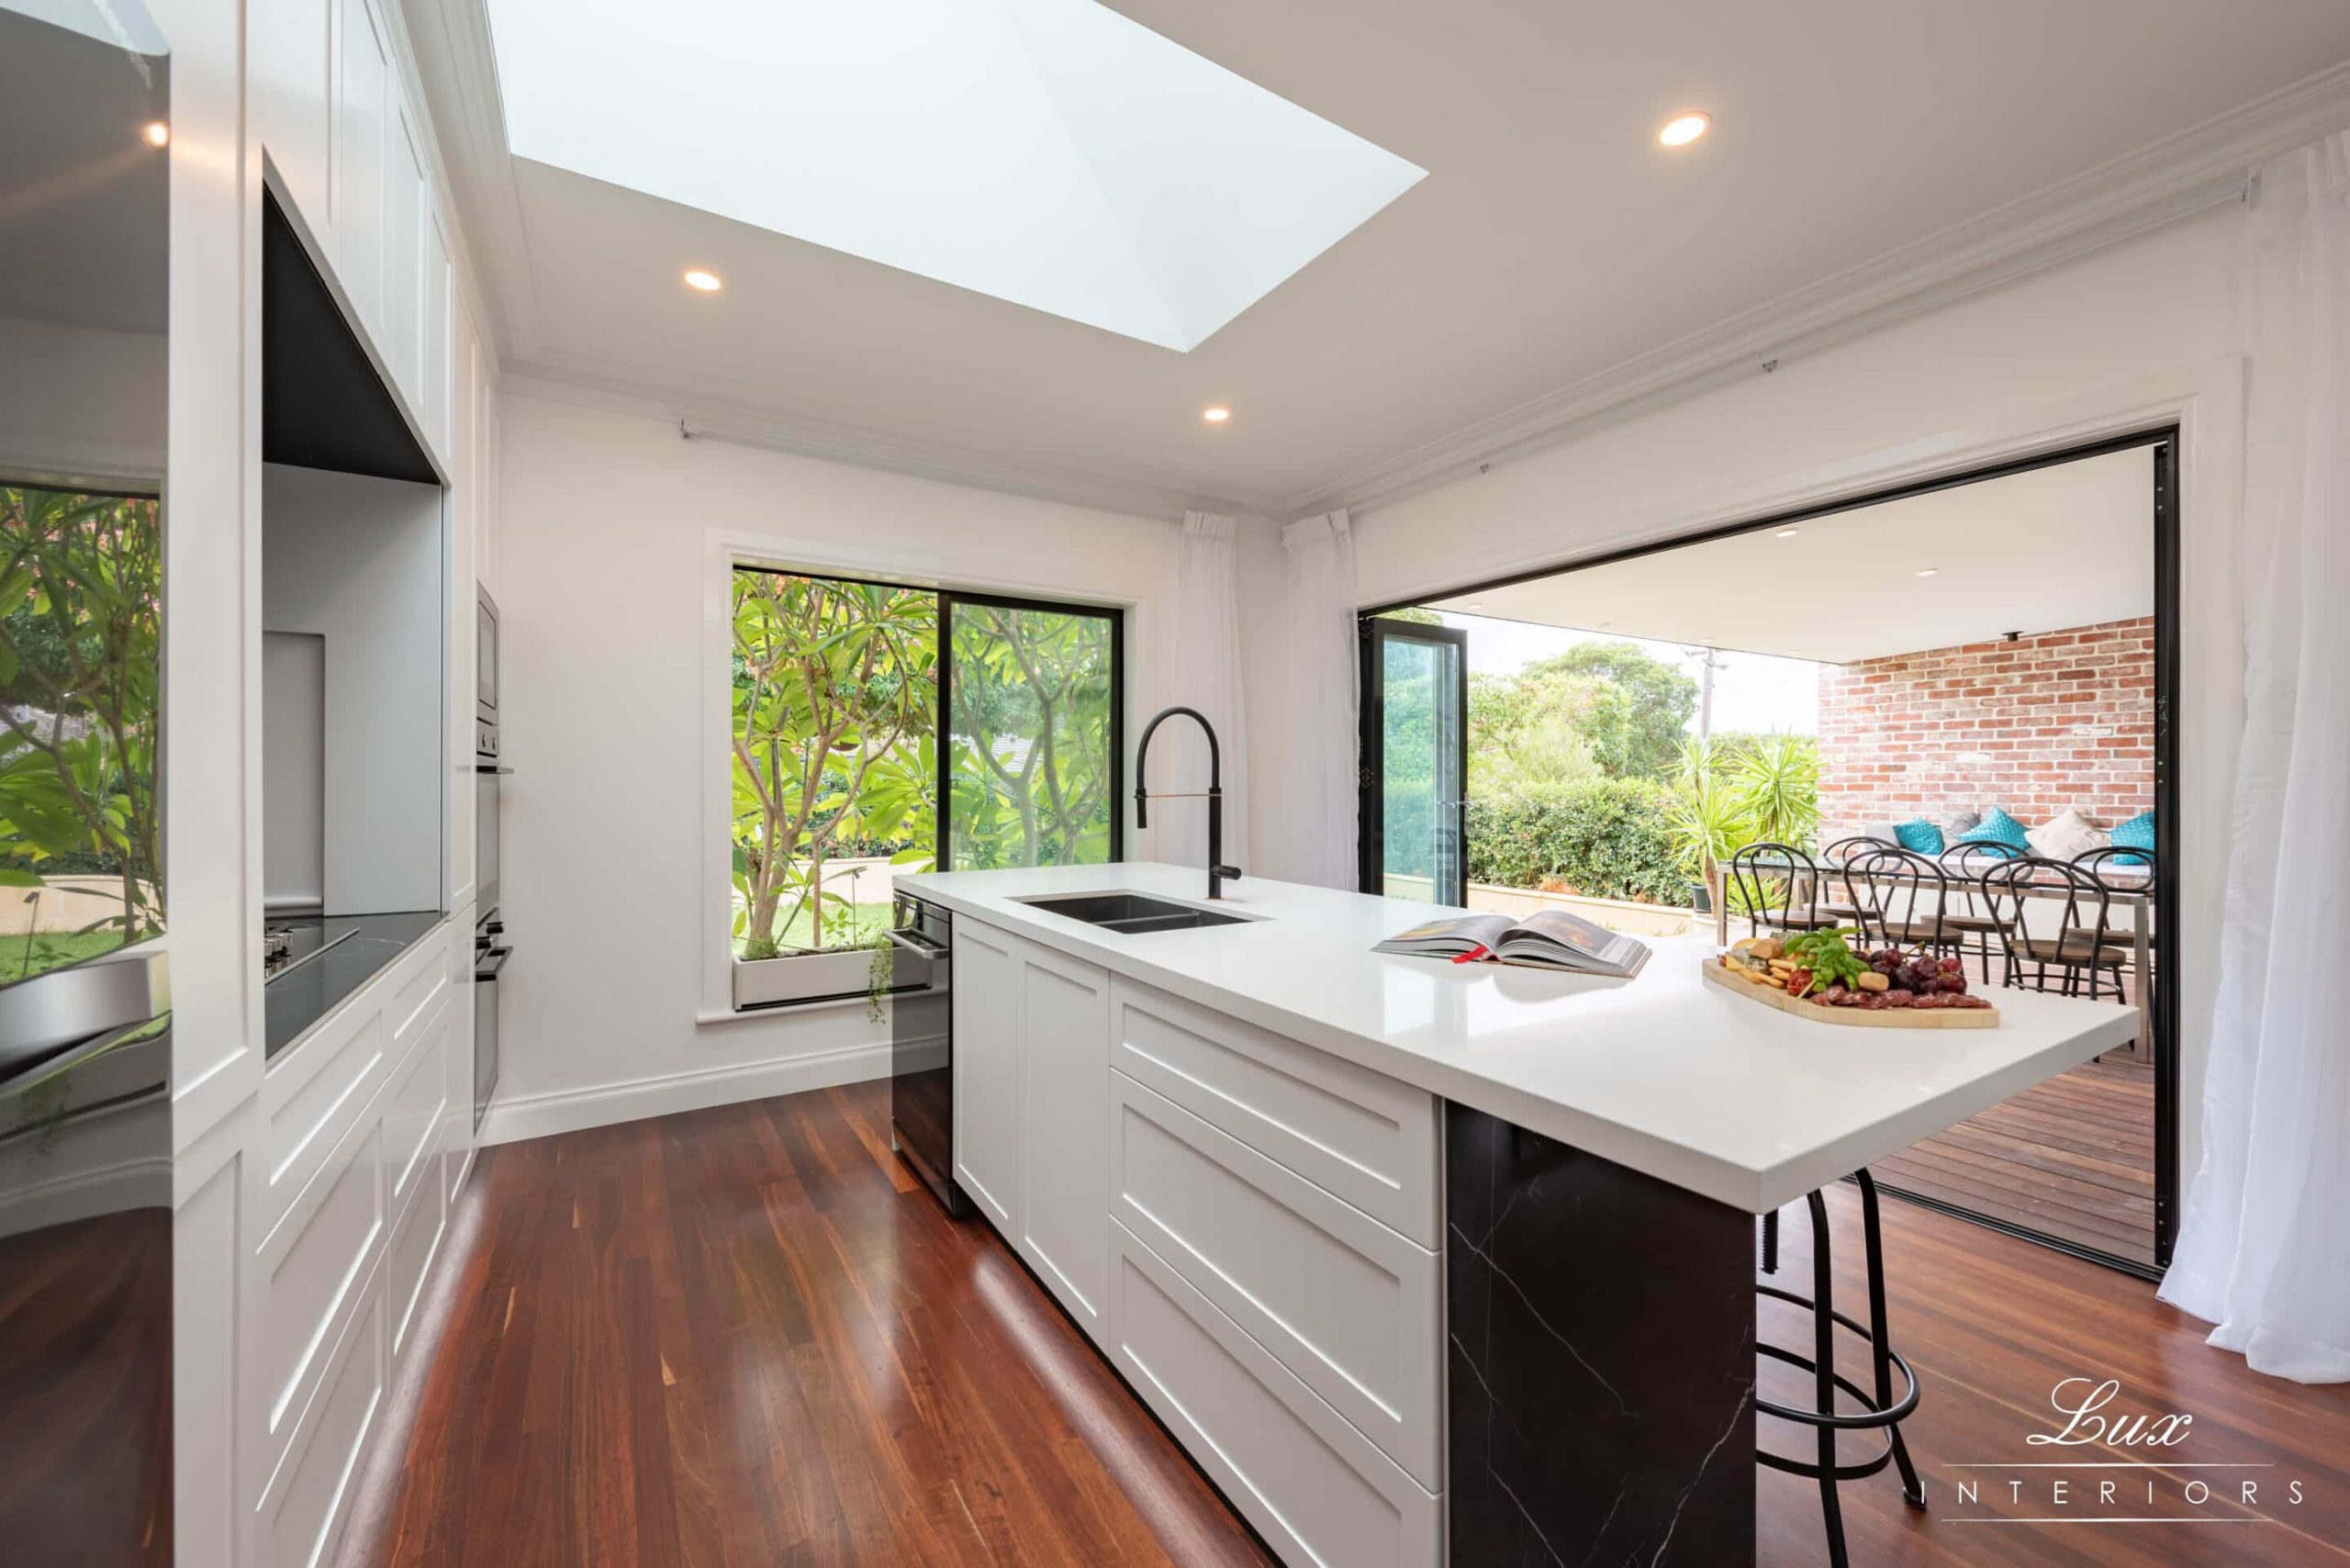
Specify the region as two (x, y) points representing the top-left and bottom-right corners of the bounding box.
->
(1022, 891), (1250, 935)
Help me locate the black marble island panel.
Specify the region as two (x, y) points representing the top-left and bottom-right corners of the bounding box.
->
(263, 910), (444, 1061)
(1449, 1102), (1755, 1565)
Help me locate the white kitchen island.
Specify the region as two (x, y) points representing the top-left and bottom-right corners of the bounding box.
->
(893, 861), (2140, 1568)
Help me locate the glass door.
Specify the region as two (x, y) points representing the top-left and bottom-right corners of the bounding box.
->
(1359, 617), (1468, 904)
(941, 593), (1124, 870)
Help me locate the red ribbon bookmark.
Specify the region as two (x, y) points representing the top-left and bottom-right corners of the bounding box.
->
(1451, 944), (1491, 965)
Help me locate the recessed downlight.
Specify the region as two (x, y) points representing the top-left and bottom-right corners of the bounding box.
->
(1659, 112), (1711, 148)
(1916, 567), (1940, 577)
(1465, 602), (1484, 610)
(1775, 527), (1800, 539)
(142, 120), (170, 148)
(682, 268), (723, 293)
(1202, 405), (1231, 424)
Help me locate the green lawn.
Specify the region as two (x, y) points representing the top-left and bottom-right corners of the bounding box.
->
(0, 930), (132, 986)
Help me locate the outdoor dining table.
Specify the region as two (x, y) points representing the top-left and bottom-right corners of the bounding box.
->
(1715, 857), (2157, 1053)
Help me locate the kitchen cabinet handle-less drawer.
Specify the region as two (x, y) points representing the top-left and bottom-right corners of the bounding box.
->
(1110, 1221), (1440, 1568)
(1109, 978), (1439, 1247)
(1112, 1070), (1441, 1488)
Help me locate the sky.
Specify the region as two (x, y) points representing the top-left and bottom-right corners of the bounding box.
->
(1433, 611), (1820, 736)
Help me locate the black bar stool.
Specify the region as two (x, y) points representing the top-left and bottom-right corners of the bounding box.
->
(1757, 1171), (1926, 1568)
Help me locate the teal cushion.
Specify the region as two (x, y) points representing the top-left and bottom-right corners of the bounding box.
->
(2108, 811), (2155, 866)
(1894, 818), (1945, 855)
(1957, 806), (2031, 851)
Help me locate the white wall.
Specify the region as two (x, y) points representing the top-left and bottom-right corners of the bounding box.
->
(486, 386), (1263, 1142)
(263, 462), (447, 913)
(1314, 202), (2251, 1199)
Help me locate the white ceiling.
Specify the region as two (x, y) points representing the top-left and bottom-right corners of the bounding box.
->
(1425, 444), (2157, 664)
(415, 0), (2350, 517)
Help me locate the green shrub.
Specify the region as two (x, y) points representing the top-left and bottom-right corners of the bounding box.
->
(1466, 778), (1692, 904)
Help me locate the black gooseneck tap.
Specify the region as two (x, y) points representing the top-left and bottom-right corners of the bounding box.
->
(1134, 706), (1243, 901)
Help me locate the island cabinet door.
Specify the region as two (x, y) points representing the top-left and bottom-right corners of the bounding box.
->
(1015, 940), (1113, 1342)
(952, 918), (1023, 1232)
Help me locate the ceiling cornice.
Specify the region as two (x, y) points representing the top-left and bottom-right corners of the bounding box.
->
(499, 364), (1265, 522)
(1282, 57), (2350, 521)
(404, 0), (544, 363)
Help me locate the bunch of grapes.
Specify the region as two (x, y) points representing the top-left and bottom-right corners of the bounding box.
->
(1863, 947), (1970, 1006)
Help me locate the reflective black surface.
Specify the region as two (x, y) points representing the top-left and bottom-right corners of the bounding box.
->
(889, 896), (965, 1215)
(0, 1020), (173, 1565)
(264, 910), (443, 1060)
(1019, 891), (1249, 933)
(1448, 1103), (1755, 1566)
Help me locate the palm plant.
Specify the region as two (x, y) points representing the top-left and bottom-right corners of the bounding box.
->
(1662, 736), (1750, 913)
(1736, 732), (1820, 848)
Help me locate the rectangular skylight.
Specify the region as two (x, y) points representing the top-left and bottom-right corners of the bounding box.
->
(485, 0), (1426, 350)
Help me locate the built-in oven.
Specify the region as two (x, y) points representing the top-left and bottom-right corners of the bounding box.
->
(473, 913), (508, 1130)
(888, 894), (965, 1215)
(476, 584), (499, 723)
(475, 715), (506, 918)
(473, 584), (508, 1128)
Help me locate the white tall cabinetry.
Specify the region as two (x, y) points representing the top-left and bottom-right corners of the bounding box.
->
(250, 0), (453, 452)
(168, 0), (498, 1562)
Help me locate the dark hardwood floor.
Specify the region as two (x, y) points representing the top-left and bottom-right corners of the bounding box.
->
(345, 1079), (2350, 1568)
(344, 1081), (1273, 1568)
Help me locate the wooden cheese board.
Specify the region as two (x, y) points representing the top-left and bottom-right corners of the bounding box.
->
(1701, 956), (2000, 1029)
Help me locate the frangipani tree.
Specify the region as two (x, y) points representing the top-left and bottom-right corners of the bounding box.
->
(1, 487), (164, 968)
(946, 603), (1114, 869)
(731, 572), (937, 958)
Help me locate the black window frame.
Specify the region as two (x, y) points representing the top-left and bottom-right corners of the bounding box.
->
(1358, 427), (2184, 1279)
(936, 588), (1126, 872)
(725, 564), (1126, 963)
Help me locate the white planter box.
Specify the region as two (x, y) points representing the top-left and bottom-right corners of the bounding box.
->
(732, 940), (927, 1012)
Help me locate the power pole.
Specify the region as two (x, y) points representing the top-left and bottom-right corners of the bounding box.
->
(1692, 645), (1726, 741)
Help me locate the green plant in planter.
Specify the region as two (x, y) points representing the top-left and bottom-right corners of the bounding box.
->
(866, 930), (895, 1024)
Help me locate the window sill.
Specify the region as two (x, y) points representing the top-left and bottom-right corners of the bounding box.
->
(696, 991), (878, 1026)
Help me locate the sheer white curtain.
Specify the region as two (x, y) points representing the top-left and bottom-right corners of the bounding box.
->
(2160, 132), (2350, 1383)
(1276, 510), (1360, 889)
(1153, 511), (1248, 872)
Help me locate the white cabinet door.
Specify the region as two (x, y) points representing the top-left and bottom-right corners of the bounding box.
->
(380, 88), (428, 410)
(422, 209), (453, 459)
(951, 918), (1021, 1230)
(334, 0), (389, 339)
(1016, 940), (1110, 1339)
(250, 0), (333, 233)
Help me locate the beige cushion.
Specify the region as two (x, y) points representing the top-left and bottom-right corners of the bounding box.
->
(2028, 804), (2105, 861)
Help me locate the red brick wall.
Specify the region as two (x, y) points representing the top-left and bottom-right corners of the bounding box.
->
(1816, 617), (2154, 839)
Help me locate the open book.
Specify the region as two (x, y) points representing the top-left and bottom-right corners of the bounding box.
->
(1373, 909), (1652, 979)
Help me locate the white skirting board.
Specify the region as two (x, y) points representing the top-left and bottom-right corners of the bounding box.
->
(477, 1040), (893, 1147)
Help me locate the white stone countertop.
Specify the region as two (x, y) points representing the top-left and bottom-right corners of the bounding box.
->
(893, 862), (2141, 1214)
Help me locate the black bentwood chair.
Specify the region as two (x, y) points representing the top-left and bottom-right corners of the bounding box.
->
(1939, 841), (2021, 981)
(1727, 842), (1839, 940)
(1840, 846), (1961, 961)
(1757, 1172), (1927, 1568)
(1813, 836), (1882, 926)
(1984, 855), (2132, 1001)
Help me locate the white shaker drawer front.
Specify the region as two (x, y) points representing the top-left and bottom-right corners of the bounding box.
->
(1112, 1073), (1440, 1489)
(1110, 979), (1439, 1246)
(1110, 1223), (1440, 1568)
